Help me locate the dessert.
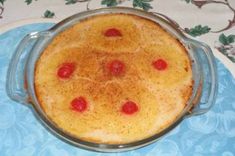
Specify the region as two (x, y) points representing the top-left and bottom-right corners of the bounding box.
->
(35, 14), (193, 144)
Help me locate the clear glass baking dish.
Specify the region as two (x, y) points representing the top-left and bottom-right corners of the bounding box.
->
(6, 7), (217, 152)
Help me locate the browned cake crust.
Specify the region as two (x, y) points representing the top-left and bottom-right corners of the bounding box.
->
(35, 14), (193, 144)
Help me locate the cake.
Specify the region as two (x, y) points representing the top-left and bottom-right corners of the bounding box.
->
(35, 13), (193, 144)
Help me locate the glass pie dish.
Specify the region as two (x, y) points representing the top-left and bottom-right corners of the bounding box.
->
(6, 7), (217, 152)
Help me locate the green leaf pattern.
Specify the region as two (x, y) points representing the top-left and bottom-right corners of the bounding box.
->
(185, 25), (211, 37)
(65, 0), (79, 5)
(216, 33), (235, 62)
(25, 0), (32, 5)
(184, 0), (192, 3)
(219, 34), (235, 46)
(133, 0), (153, 11)
(101, 0), (153, 11)
(43, 10), (55, 18)
(101, 0), (118, 7)
(0, 0), (6, 5)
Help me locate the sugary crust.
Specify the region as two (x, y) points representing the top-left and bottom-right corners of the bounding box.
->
(35, 14), (193, 144)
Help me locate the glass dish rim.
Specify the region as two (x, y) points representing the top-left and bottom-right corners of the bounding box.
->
(6, 6), (217, 152)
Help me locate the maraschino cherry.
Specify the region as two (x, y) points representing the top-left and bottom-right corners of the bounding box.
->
(107, 60), (125, 76)
(121, 101), (139, 115)
(57, 63), (75, 79)
(152, 59), (168, 70)
(71, 96), (88, 112)
(104, 28), (122, 37)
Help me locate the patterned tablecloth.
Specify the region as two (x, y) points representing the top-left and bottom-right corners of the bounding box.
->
(0, 0), (235, 156)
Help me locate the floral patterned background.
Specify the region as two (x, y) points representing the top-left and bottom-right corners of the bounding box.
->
(0, 0), (235, 155)
(0, 0), (235, 65)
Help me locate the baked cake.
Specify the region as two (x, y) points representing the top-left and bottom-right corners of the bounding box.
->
(35, 14), (193, 144)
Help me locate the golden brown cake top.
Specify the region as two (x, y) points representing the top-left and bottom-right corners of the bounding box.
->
(35, 13), (193, 144)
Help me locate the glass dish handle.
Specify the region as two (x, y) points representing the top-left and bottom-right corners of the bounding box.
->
(152, 11), (217, 116)
(6, 32), (46, 104)
(187, 40), (218, 116)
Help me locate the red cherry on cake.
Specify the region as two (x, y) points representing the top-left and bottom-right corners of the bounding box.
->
(104, 28), (122, 37)
(121, 101), (139, 115)
(107, 60), (125, 76)
(57, 63), (75, 79)
(71, 96), (87, 112)
(152, 59), (168, 70)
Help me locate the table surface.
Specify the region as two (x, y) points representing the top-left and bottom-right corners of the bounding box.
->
(0, 0), (235, 156)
